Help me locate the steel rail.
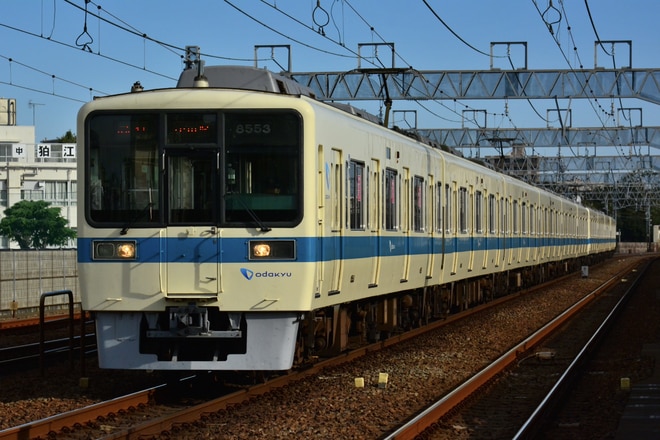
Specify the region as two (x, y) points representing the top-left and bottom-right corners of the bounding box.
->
(383, 258), (643, 440)
(0, 260), (635, 440)
(0, 387), (160, 440)
(512, 258), (652, 439)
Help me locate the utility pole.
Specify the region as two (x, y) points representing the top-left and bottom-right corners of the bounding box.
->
(28, 100), (44, 126)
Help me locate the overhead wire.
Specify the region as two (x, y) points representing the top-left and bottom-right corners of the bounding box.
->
(420, 0), (491, 57)
(533, 0), (647, 198)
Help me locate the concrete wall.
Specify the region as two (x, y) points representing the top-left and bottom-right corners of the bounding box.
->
(617, 242), (659, 254)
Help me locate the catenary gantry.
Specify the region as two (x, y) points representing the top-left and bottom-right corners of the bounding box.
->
(287, 67), (660, 213)
(289, 68), (660, 104)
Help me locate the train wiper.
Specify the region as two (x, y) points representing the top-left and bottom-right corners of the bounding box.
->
(120, 202), (154, 235)
(226, 192), (271, 232)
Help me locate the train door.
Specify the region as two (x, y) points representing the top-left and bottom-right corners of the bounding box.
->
(401, 168), (411, 281)
(500, 196), (507, 267)
(316, 144), (325, 296)
(425, 175), (435, 279)
(485, 193), (495, 269)
(369, 159), (381, 287)
(450, 183), (459, 275)
(165, 149), (219, 296)
(467, 187), (475, 271)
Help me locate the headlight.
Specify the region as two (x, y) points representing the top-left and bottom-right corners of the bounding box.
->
(93, 240), (137, 260)
(249, 240), (295, 260)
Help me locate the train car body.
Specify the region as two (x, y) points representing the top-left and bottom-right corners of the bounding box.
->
(77, 66), (616, 371)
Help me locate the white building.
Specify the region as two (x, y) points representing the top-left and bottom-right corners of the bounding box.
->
(0, 98), (77, 249)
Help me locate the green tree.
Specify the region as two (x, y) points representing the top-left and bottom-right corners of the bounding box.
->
(45, 130), (76, 143)
(0, 200), (76, 249)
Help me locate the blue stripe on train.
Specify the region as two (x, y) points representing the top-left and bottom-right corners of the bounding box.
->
(77, 236), (615, 264)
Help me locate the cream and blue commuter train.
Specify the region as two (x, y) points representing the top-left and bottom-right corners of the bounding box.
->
(77, 65), (617, 371)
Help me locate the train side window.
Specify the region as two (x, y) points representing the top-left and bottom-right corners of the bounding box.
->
(413, 176), (424, 232)
(488, 194), (496, 234)
(401, 169), (410, 232)
(500, 198), (506, 234)
(349, 160), (365, 230)
(475, 190), (483, 233)
(436, 182), (443, 232)
(445, 184), (452, 233)
(459, 186), (468, 234)
(369, 159), (380, 231)
(331, 153), (342, 231)
(513, 200), (519, 234)
(384, 168), (398, 231)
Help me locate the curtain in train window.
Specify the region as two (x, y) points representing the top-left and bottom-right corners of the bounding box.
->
(349, 160), (365, 230)
(385, 168), (398, 231)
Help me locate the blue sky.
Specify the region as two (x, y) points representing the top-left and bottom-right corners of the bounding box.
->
(0, 0), (658, 143)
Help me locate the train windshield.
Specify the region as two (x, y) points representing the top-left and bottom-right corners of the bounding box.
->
(85, 110), (302, 229)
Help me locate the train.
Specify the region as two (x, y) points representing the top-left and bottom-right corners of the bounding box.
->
(77, 63), (617, 371)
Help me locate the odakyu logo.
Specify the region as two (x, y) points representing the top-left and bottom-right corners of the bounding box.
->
(240, 268), (292, 280)
(240, 268), (254, 280)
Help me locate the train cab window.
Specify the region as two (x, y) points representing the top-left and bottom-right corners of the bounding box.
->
(223, 111), (302, 225)
(413, 176), (424, 232)
(86, 113), (161, 225)
(349, 160), (365, 230)
(385, 168), (398, 231)
(168, 154), (214, 224)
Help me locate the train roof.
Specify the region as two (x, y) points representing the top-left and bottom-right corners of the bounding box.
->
(177, 65), (317, 97)
(177, 65), (384, 122)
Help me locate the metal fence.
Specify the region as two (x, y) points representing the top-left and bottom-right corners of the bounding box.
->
(0, 249), (78, 318)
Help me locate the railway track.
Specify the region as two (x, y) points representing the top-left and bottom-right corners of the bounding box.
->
(386, 258), (649, 439)
(0, 256), (647, 439)
(0, 314), (96, 375)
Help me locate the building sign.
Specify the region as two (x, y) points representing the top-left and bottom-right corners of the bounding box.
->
(12, 144), (26, 158)
(37, 144), (51, 158)
(35, 143), (77, 159)
(62, 143), (76, 158)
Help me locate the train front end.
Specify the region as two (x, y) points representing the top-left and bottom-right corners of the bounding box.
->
(77, 87), (316, 371)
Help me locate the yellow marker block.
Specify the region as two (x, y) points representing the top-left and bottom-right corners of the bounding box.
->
(354, 377), (365, 388)
(620, 377), (630, 390)
(378, 372), (389, 389)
